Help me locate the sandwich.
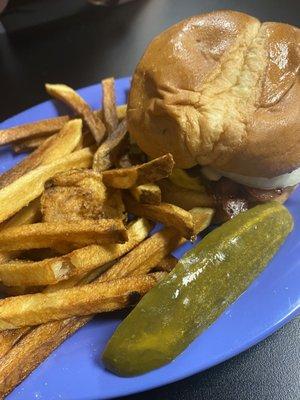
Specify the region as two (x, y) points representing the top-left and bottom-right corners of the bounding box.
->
(127, 10), (300, 218)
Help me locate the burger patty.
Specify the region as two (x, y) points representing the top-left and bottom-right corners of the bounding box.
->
(209, 177), (294, 220)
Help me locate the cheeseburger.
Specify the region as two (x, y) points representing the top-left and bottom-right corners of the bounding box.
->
(127, 10), (300, 218)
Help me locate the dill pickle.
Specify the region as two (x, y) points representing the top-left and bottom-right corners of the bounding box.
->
(103, 202), (293, 376)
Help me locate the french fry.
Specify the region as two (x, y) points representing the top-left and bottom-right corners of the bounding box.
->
(46, 168), (102, 188)
(0, 218), (150, 359)
(93, 119), (128, 172)
(98, 207), (212, 283)
(0, 119), (83, 189)
(42, 169), (125, 222)
(124, 193), (195, 239)
(101, 77), (118, 133)
(130, 183), (161, 205)
(0, 285), (42, 296)
(0, 218), (151, 288)
(115, 104), (127, 120)
(0, 318), (91, 398)
(53, 218), (152, 285)
(12, 135), (49, 153)
(159, 179), (216, 209)
(45, 83), (106, 143)
(0, 116), (69, 146)
(0, 219), (127, 252)
(0, 198), (41, 233)
(0, 209), (212, 392)
(0, 147), (93, 224)
(0, 258), (75, 287)
(0, 105), (126, 149)
(0, 198), (41, 264)
(169, 168), (206, 192)
(150, 255), (178, 273)
(0, 273), (165, 330)
(102, 153), (174, 189)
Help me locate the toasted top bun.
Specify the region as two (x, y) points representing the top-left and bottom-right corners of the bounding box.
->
(128, 10), (300, 178)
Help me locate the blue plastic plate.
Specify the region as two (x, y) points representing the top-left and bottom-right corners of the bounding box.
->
(2, 77), (300, 400)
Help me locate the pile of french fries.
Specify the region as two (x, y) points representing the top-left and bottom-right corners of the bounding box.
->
(0, 78), (215, 397)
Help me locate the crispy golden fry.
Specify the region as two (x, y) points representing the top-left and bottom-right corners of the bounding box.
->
(151, 255), (178, 273)
(98, 104), (126, 121)
(169, 168), (206, 192)
(53, 218), (152, 286)
(0, 327), (30, 362)
(93, 119), (128, 172)
(0, 318), (90, 397)
(0, 147), (93, 224)
(190, 207), (214, 233)
(102, 153), (174, 189)
(0, 258), (74, 287)
(0, 230), (132, 359)
(101, 77), (118, 133)
(0, 285), (42, 296)
(0, 198), (42, 264)
(0, 105), (126, 150)
(115, 104), (126, 120)
(0, 218), (150, 289)
(124, 193), (195, 239)
(130, 183), (161, 205)
(12, 135), (50, 153)
(43, 170), (125, 222)
(0, 116), (69, 146)
(45, 83), (106, 143)
(0, 198), (41, 230)
(98, 207), (213, 283)
(0, 119), (83, 190)
(0, 210), (207, 391)
(0, 273), (165, 330)
(159, 179), (216, 209)
(47, 168), (102, 188)
(0, 219), (127, 252)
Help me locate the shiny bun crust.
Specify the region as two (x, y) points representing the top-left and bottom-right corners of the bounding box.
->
(127, 10), (300, 178)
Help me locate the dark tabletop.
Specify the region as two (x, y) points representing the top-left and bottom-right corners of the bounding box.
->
(0, 1), (299, 399)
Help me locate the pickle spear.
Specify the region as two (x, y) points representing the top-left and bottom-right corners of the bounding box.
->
(103, 202), (293, 376)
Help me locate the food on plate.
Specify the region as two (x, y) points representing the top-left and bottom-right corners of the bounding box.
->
(151, 255), (178, 273)
(103, 202), (293, 376)
(124, 193), (196, 239)
(0, 257), (75, 287)
(102, 153), (174, 189)
(101, 77), (119, 133)
(0, 105), (127, 151)
(159, 179), (215, 209)
(42, 170), (125, 222)
(0, 147), (93, 223)
(0, 219), (127, 252)
(0, 317), (92, 399)
(0, 198), (42, 265)
(0, 119), (83, 189)
(0, 218), (151, 361)
(0, 115), (69, 146)
(45, 83), (106, 144)
(0, 273), (166, 330)
(98, 207), (214, 282)
(12, 136), (50, 153)
(0, 207), (211, 393)
(0, 12), (297, 392)
(93, 119), (128, 172)
(130, 182), (161, 205)
(128, 10), (300, 216)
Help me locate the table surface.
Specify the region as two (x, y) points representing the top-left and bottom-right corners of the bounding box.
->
(0, 1), (299, 399)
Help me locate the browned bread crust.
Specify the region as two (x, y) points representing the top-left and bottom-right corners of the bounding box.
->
(128, 10), (300, 177)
